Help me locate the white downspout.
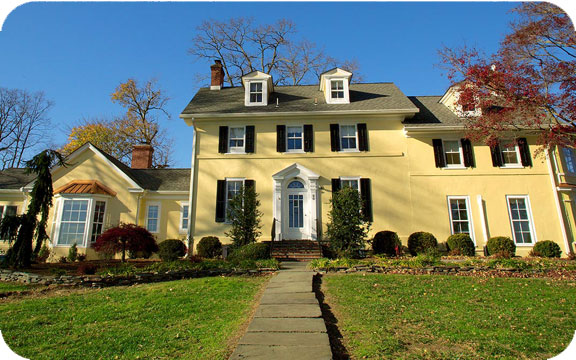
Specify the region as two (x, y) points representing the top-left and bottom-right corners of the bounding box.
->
(186, 125), (198, 254)
(546, 148), (571, 255)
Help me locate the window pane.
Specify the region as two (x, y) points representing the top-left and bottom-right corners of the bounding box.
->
(58, 200), (89, 246)
(563, 148), (576, 173)
(5, 206), (17, 217)
(147, 205), (159, 233)
(449, 198), (471, 235)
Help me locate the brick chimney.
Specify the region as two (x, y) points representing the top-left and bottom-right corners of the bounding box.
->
(210, 59), (224, 90)
(131, 144), (154, 169)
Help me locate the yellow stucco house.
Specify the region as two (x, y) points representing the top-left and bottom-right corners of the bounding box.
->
(1, 61), (575, 258)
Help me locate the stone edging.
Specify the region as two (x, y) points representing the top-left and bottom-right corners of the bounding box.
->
(314, 265), (549, 274)
(0, 268), (277, 288)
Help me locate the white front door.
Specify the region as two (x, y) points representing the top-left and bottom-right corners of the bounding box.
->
(283, 180), (308, 239)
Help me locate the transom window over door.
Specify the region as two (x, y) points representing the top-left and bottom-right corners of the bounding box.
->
(340, 125), (357, 150)
(58, 200), (89, 246)
(507, 196), (535, 244)
(249, 82), (263, 103)
(331, 80), (344, 99)
(448, 197), (472, 236)
(286, 126), (303, 151)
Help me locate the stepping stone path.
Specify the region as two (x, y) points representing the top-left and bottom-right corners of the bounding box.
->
(230, 262), (332, 360)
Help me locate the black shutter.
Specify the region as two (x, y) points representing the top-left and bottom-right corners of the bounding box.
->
(461, 138), (475, 168)
(331, 178), (341, 193)
(330, 124), (340, 152)
(358, 123), (369, 151)
(360, 178), (373, 222)
(245, 126), (255, 153)
(277, 125), (286, 152)
(244, 179), (255, 190)
(517, 138), (532, 167)
(218, 126), (228, 154)
(432, 139), (446, 168)
(215, 180), (226, 223)
(304, 125), (314, 152)
(490, 143), (503, 167)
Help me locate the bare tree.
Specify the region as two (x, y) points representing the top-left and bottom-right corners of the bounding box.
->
(0, 88), (52, 169)
(189, 17), (360, 86)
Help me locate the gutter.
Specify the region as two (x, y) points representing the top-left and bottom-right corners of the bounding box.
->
(545, 148), (572, 255)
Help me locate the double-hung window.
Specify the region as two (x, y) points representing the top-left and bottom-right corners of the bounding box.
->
(447, 196), (473, 240)
(55, 198), (107, 247)
(340, 177), (360, 192)
(228, 127), (245, 153)
(563, 148), (576, 174)
(500, 140), (521, 167)
(180, 202), (189, 233)
(146, 204), (160, 233)
(506, 195), (535, 245)
(286, 126), (303, 152)
(249, 82), (263, 103)
(331, 80), (344, 99)
(226, 179), (244, 222)
(443, 140), (464, 167)
(340, 125), (357, 151)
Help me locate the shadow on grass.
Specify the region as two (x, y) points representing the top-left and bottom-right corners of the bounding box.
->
(313, 273), (350, 360)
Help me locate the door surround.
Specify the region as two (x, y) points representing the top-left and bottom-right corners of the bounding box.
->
(272, 163), (319, 241)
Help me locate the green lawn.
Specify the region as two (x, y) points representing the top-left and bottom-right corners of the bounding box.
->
(0, 282), (37, 293)
(0, 276), (268, 360)
(324, 274), (576, 360)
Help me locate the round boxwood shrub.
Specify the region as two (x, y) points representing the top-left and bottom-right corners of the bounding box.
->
(228, 242), (270, 261)
(532, 240), (562, 258)
(372, 231), (401, 256)
(486, 236), (516, 257)
(446, 234), (476, 256)
(158, 239), (187, 262)
(407, 232), (438, 256)
(197, 236), (223, 258)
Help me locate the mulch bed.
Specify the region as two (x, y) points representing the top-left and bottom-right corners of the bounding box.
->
(12, 259), (159, 276)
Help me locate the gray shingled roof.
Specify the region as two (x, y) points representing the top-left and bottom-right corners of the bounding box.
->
(131, 169), (190, 191)
(0, 168), (35, 190)
(404, 96), (464, 126)
(182, 83), (419, 115)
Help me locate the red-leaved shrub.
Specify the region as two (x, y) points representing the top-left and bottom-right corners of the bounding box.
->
(92, 223), (158, 262)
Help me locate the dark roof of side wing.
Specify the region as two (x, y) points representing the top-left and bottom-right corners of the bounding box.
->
(404, 96), (464, 126)
(0, 168), (35, 190)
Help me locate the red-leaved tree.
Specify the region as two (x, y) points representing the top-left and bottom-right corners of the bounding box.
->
(92, 223), (158, 262)
(439, 3), (576, 148)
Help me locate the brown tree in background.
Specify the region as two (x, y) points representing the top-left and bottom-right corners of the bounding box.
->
(189, 17), (361, 86)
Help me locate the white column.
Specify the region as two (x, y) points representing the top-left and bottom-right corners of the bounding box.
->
(309, 178), (319, 240)
(273, 179), (283, 241)
(476, 195), (489, 246)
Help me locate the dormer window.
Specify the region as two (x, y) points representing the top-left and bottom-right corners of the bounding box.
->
(331, 80), (345, 99)
(249, 82), (263, 103)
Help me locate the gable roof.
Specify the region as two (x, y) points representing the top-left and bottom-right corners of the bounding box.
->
(404, 96), (464, 127)
(0, 168), (35, 190)
(54, 180), (117, 196)
(181, 83), (419, 117)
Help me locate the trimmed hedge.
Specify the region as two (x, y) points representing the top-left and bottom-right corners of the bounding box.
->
(532, 240), (562, 258)
(197, 236), (223, 258)
(407, 232), (438, 256)
(486, 236), (516, 257)
(228, 242), (270, 261)
(372, 231), (401, 256)
(158, 239), (187, 262)
(446, 234), (476, 256)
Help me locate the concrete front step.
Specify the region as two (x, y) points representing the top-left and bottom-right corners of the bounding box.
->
(247, 318), (327, 333)
(254, 304), (322, 318)
(239, 332), (330, 346)
(229, 344), (332, 360)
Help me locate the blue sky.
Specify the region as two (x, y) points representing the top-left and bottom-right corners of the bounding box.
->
(0, 1), (537, 167)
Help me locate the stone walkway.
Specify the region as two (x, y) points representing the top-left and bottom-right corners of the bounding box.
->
(229, 262), (332, 360)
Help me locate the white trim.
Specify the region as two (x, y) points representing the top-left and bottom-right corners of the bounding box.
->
(339, 124), (359, 152)
(286, 125), (304, 153)
(52, 195), (109, 248)
(499, 140), (523, 168)
(442, 139), (465, 169)
(179, 201), (190, 234)
(447, 195), (476, 244)
(227, 126), (246, 154)
(145, 202), (161, 234)
(505, 195), (537, 246)
(339, 176), (361, 193)
(476, 195), (489, 245)
(546, 149), (571, 254)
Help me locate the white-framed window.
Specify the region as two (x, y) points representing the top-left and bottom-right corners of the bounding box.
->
(506, 195), (536, 245)
(0, 205), (17, 218)
(331, 80), (345, 99)
(146, 203), (160, 234)
(228, 127), (245, 153)
(340, 124), (358, 151)
(226, 178), (245, 223)
(54, 196), (108, 247)
(443, 140), (464, 168)
(180, 202), (189, 233)
(447, 196), (474, 242)
(563, 148), (576, 174)
(286, 126), (303, 152)
(500, 140), (521, 167)
(249, 82), (263, 103)
(340, 177), (360, 193)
